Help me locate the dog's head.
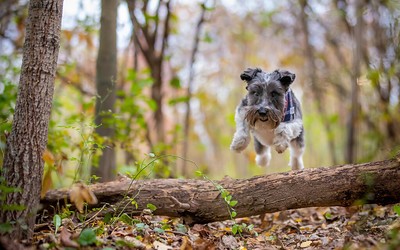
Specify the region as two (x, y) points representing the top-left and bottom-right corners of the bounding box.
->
(240, 67), (296, 128)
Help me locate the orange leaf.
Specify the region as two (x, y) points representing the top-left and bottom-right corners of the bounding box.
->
(69, 183), (98, 213)
(42, 149), (55, 166)
(41, 169), (53, 198)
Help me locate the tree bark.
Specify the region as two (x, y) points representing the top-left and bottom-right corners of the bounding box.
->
(93, 0), (118, 182)
(42, 157), (400, 225)
(0, 0), (63, 240)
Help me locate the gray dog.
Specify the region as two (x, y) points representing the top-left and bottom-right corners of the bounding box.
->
(230, 67), (305, 170)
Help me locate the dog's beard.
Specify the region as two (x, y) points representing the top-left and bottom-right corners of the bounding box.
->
(245, 107), (282, 128)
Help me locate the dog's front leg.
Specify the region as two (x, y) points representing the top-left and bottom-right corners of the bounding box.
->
(230, 106), (251, 152)
(273, 119), (303, 154)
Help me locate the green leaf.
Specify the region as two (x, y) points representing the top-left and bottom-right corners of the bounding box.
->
(170, 76), (181, 89)
(225, 195), (232, 202)
(119, 213), (134, 225)
(231, 211), (237, 218)
(195, 170), (203, 177)
(324, 212), (332, 220)
(232, 224), (238, 235)
(154, 227), (165, 234)
(147, 203), (157, 212)
(78, 228), (97, 246)
(53, 214), (61, 234)
(229, 200), (238, 207)
(103, 213), (112, 224)
(135, 223), (146, 231)
(0, 222), (13, 234)
(176, 224), (188, 233)
(168, 96), (190, 106)
(394, 204), (400, 216)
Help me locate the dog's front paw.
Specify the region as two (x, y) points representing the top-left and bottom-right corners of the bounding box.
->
(230, 136), (250, 153)
(274, 143), (289, 154)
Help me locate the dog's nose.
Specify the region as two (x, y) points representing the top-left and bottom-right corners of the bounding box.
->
(258, 107), (268, 116)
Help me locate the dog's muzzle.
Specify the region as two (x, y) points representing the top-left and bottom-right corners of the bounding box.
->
(245, 106), (282, 128)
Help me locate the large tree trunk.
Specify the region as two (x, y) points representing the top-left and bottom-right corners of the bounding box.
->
(0, 0), (63, 240)
(43, 157), (400, 225)
(92, 0), (118, 182)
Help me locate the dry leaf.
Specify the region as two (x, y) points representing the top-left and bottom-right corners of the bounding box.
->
(42, 149), (55, 166)
(180, 236), (192, 250)
(300, 241), (312, 248)
(153, 240), (173, 250)
(60, 227), (79, 248)
(41, 169), (53, 198)
(69, 183), (98, 213)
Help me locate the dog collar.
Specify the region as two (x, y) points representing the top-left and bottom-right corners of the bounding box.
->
(282, 89), (295, 122)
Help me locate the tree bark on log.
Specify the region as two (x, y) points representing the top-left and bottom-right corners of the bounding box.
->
(42, 157), (400, 225)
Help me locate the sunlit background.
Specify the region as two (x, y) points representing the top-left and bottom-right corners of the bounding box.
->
(1, 0), (399, 186)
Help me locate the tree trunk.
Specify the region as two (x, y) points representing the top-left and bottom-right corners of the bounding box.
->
(42, 156), (400, 225)
(299, 0), (338, 165)
(181, 3), (207, 177)
(92, 0), (118, 182)
(346, 0), (363, 163)
(0, 0), (63, 240)
(126, 0), (171, 147)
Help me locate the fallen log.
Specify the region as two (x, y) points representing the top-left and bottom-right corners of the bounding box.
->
(42, 156), (400, 224)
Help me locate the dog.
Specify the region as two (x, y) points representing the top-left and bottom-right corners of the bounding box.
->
(230, 67), (305, 170)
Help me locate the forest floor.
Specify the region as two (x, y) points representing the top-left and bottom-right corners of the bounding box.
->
(26, 204), (400, 249)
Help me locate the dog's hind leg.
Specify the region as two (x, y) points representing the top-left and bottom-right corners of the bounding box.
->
(289, 129), (305, 170)
(254, 138), (271, 167)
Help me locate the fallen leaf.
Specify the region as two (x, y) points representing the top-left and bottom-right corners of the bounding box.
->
(153, 240), (173, 250)
(180, 236), (192, 250)
(60, 227), (79, 248)
(300, 241), (312, 248)
(69, 183), (98, 213)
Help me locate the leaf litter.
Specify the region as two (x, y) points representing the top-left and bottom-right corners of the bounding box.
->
(33, 204), (400, 249)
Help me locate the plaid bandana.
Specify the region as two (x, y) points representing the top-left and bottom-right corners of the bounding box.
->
(282, 89), (295, 122)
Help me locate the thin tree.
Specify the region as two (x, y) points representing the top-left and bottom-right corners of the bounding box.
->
(346, 0), (363, 163)
(0, 0), (64, 240)
(181, 3), (209, 176)
(126, 0), (172, 146)
(92, 0), (118, 182)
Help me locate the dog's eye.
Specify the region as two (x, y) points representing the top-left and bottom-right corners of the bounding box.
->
(271, 91), (279, 98)
(250, 90), (259, 96)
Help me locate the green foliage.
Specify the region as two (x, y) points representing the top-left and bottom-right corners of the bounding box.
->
(146, 203), (157, 212)
(78, 228), (98, 246)
(393, 204), (400, 216)
(53, 214), (61, 234)
(0, 222), (13, 234)
(195, 170), (257, 236)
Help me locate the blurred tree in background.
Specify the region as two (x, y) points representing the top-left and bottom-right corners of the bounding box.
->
(0, 0), (399, 186)
(92, 0), (118, 182)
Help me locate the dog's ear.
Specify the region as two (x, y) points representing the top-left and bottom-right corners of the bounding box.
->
(277, 70), (296, 86)
(240, 67), (262, 82)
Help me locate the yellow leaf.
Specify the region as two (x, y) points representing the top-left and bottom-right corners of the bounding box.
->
(41, 169), (53, 198)
(69, 183), (98, 213)
(300, 241), (312, 248)
(42, 149), (55, 166)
